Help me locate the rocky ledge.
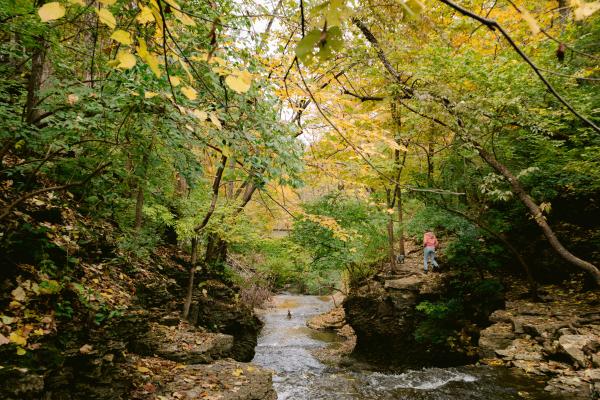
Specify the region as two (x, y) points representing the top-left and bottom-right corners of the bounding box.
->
(478, 287), (600, 398)
(343, 269), (469, 367)
(306, 305), (356, 365)
(162, 360), (275, 400)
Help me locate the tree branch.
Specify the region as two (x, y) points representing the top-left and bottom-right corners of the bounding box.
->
(0, 162), (111, 222)
(437, 0), (600, 134)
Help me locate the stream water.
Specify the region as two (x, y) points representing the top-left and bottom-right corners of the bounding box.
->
(252, 294), (573, 400)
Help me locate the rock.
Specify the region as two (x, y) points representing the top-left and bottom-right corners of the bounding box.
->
(583, 368), (600, 382)
(149, 323), (234, 364)
(344, 271), (476, 367)
(189, 280), (263, 362)
(511, 317), (524, 334)
(488, 309), (512, 324)
(0, 368), (44, 400)
(159, 359), (276, 400)
(511, 360), (546, 375)
(558, 334), (598, 368)
(545, 374), (591, 398)
(495, 338), (544, 362)
(306, 307), (345, 330)
(384, 275), (423, 290)
(478, 323), (515, 358)
(522, 321), (568, 339)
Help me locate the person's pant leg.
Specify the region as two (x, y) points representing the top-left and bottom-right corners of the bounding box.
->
(423, 248), (429, 271)
(431, 250), (439, 268)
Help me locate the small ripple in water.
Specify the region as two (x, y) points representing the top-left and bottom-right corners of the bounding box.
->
(367, 368), (477, 390)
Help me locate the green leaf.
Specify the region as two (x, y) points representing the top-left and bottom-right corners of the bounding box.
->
(295, 30), (321, 62)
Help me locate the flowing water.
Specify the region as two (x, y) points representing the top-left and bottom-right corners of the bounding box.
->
(253, 295), (573, 400)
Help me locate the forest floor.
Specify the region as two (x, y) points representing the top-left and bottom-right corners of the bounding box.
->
(0, 187), (276, 400)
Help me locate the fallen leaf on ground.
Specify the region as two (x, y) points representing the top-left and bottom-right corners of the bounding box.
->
(79, 344), (93, 354)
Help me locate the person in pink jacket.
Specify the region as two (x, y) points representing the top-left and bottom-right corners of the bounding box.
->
(423, 230), (439, 273)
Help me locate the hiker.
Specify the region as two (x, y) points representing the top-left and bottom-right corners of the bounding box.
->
(287, 310), (292, 319)
(423, 230), (439, 273)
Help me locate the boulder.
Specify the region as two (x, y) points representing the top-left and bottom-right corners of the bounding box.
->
(306, 306), (345, 330)
(149, 323), (234, 364)
(545, 374), (591, 398)
(478, 323), (515, 358)
(488, 309), (512, 324)
(495, 338), (544, 362)
(158, 359), (276, 400)
(189, 280), (263, 362)
(558, 334), (598, 368)
(384, 275), (423, 290)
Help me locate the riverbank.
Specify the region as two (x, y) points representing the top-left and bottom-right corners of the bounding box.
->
(0, 192), (275, 399)
(479, 280), (600, 398)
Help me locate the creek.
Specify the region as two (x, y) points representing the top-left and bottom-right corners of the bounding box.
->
(252, 294), (572, 400)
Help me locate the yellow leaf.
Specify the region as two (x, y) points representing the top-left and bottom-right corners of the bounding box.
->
(573, 1), (600, 20)
(9, 331), (27, 346)
(190, 53), (208, 62)
(179, 59), (194, 82)
(209, 112), (222, 129)
(116, 51), (136, 69)
(173, 9), (196, 26)
(9, 301), (22, 309)
(33, 329), (45, 336)
(96, 8), (116, 29)
(80, 344), (93, 354)
(181, 86), (197, 100)
(169, 76), (182, 86)
(137, 366), (151, 373)
(232, 368), (244, 377)
(210, 56), (227, 66)
(0, 333), (9, 345)
(68, 0), (85, 6)
(145, 52), (162, 77)
(110, 30), (132, 45)
(38, 2), (65, 22)
(11, 286), (26, 302)
(145, 91), (159, 98)
(137, 39), (161, 77)
(225, 70), (252, 94)
(191, 109), (207, 120)
(16, 347), (26, 356)
(99, 0), (116, 5)
(136, 6), (155, 24)
(520, 8), (540, 35)
(136, 38), (149, 59)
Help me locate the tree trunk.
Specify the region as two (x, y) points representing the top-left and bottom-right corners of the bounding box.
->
(25, 37), (47, 124)
(386, 189), (396, 269)
(204, 233), (228, 269)
(134, 143), (152, 230)
(427, 127), (434, 185)
(441, 205), (538, 297)
(182, 236), (198, 320)
(557, 0), (570, 27)
(134, 184), (144, 230)
(475, 143), (600, 286)
(396, 186), (405, 256)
